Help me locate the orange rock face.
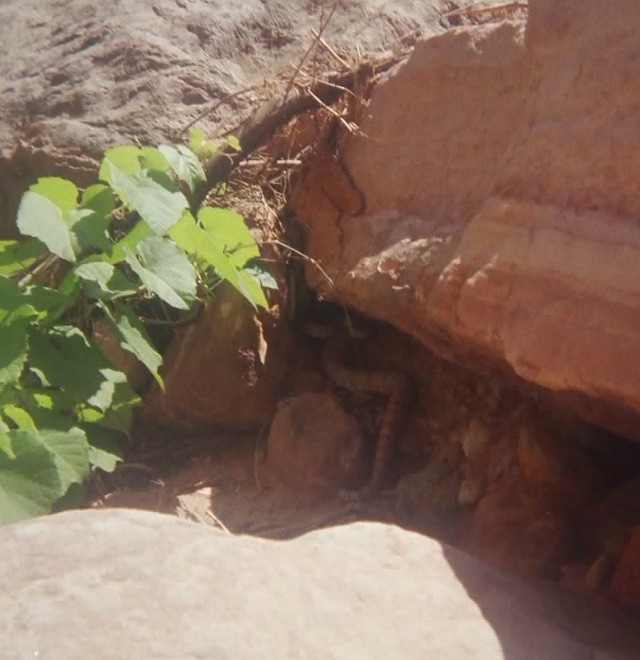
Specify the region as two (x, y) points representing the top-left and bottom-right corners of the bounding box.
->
(610, 526), (640, 612)
(292, 0), (640, 439)
(263, 392), (367, 493)
(457, 414), (599, 577)
(143, 285), (286, 431)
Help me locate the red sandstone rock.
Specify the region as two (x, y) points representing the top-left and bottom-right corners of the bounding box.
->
(580, 479), (640, 554)
(516, 421), (597, 513)
(143, 285), (285, 430)
(610, 525), (640, 612)
(292, 0), (640, 439)
(462, 473), (572, 578)
(263, 392), (367, 493)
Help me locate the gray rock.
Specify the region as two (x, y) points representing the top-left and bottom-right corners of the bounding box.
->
(0, 0), (448, 234)
(1, 508), (639, 659)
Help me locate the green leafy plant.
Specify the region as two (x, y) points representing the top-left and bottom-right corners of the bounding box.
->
(0, 133), (275, 525)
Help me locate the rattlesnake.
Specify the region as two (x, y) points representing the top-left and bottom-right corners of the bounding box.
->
(308, 321), (412, 499)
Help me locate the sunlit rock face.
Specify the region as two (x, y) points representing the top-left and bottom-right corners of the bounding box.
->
(292, 0), (640, 440)
(1, 508), (639, 658)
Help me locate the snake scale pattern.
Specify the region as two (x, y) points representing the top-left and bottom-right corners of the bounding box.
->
(321, 334), (412, 497)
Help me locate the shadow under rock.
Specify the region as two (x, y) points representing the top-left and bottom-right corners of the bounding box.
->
(442, 544), (640, 660)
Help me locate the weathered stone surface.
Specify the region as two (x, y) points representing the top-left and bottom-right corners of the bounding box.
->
(0, 0), (448, 235)
(465, 476), (572, 578)
(142, 285), (282, 430)
(396, 438), (462, 537)
(292, 0), (640, 439)
(414, 410), (602, 578)
(581, 478), (640, 556)
(1, 509), (640, 659)
(263, 392), (367, 492)
(610, 525), (640, 612)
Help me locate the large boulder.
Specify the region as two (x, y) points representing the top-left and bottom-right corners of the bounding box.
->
(1, 508), (639, 658)
(0, 0), (449, 236)
(292, 0), (640, 440)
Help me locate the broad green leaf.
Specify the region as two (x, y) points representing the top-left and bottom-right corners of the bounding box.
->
(39, 427), (90, 491)
(84, 424), (123, 472)
(0, 304), (36, 327)
(168, 211), (203, 253)
(139, 146), (171, 172)
(68, 207), (111, 253)
(29, 326), (113, 406)
(227, 135), (241, 152)
(7, 412), (91, 496)
(237, 269), (269, 309)
(107, 162), (188, 234)
(64, 207), (110, 253)
(243, 261), (279, 290)
(158, 144), (206, 192)
(24, 405), (77, 434)
(29, 389), (78, 412)
(99, 145), (172, 184)
(23, 284), (71, 316)
(0, 429), (62, 525)
(94, 399), (136, 435)
(86, 368), (135, 414)
(56, 268), (83, 303)
(79, 376), (139, 435)
(189, 129), (221, 159)
(0, 318), (29, 387)
(0, 276), (28, 313)
(18, 283), (75, 324)
(125, 237), (196, 310)
(0, 278), (61, 325)
(30, 177), (78, 214)
(0, 421), (13, 459)
(0, 385), (16, 408)
(16, 191), (76, 262)
(170, 212), (258, 305)
(170, 211), (240, 284)
(86, 372), (119, 413)
(199, 207), (259, 267)
(101, 305), (163, 389)
(88, 446), (120, 473)
(2, 405), (36, 431)
(81, 184), (116, 215)
(108, 219), (154, 264)
(75, 184), (116, 252)
(74, 261), (114, 286)
(0, 239), (45, 276)
(75, 262), (138, 300)
(98, 145), (144, 184)
(189, 128), (206, 151)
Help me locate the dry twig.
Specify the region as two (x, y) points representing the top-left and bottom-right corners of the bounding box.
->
(281, 0), (340, 106)
(264, 239), (334, 292)
(190, 52), (407, 210)
(310, 29), (350, 69)
(303, 86), (359, 134)
(176, 85), (258, 139)
(206, 510), (232, 534)
(443, 1), (528, 18)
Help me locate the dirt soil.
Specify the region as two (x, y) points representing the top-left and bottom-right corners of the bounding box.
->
(89, 434), (392, 539)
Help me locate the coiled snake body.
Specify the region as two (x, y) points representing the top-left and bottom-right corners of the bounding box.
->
(315, 327), (412, 498)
